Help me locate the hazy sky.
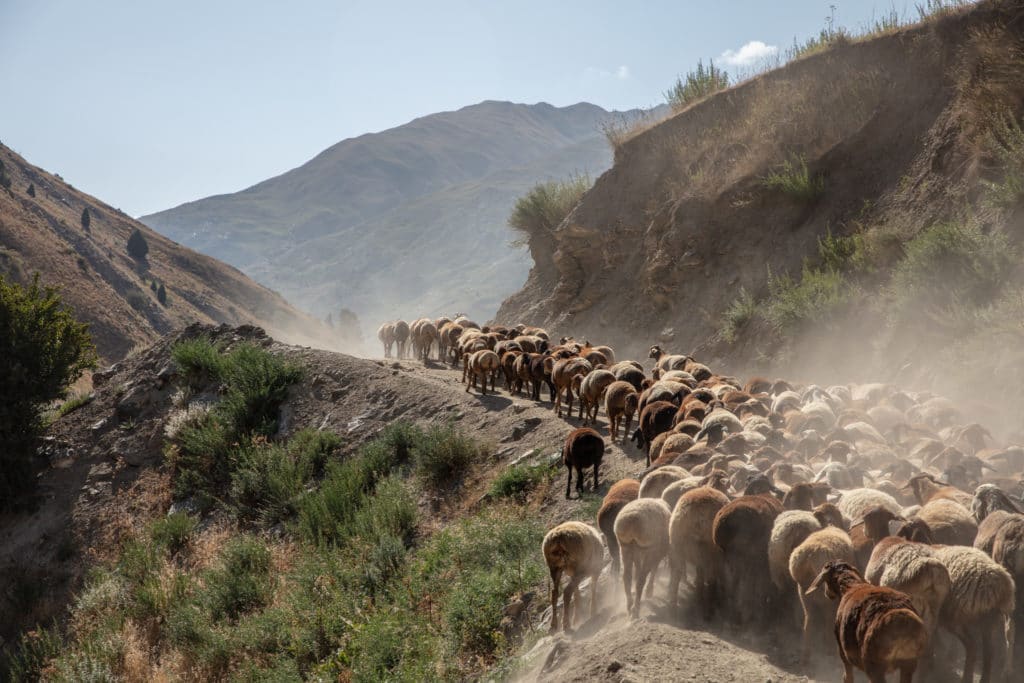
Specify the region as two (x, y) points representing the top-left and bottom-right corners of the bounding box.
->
(1, 0), (921, 216)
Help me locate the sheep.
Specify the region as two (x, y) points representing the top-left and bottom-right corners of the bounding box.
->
(806, 560), (928, 683)
(712, 491), (784, 625)
(647, 345), (690, 379)
(577, 369), (616, 425)
(611, 363), (646, 392)
(614, 498), (671, 618)
(769, 510), (822, 594)
(837, 487), (903, 522)
(393, 319), (411, 359)
(377, 321), (396, 358)
(916, 498), (978, 546)
(973, 484), (1024, 552)
(499, 349), (522, 392)
(528, 354), (556, 403)
(542, 521), (606, 632)
(789, 526), (856, 663)
(638, 465), (689, 499)
(668, 483), (731, 618)
(906, 472), (973, 508)
(562, 428), (604, 499)
(597, 479), (640, 576)
(632, 400), (678, 466)
(551, 356), (592, 418)
(865, 536), (951, 669)
(933, 545), (1015, 683)
(464, 349), (500, 395)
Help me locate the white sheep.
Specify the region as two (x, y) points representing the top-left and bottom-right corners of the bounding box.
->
(542, 521), (606, 633)
(615, 498), (671, 618)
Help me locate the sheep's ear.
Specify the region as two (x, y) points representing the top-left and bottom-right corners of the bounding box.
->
(806, 570), (827, 595)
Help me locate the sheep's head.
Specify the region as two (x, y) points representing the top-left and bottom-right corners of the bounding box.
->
(648, 345), (663, 360)
(783, 482), (816, 511)
(972, 483), (1024, 522)
(904, 473), (941, 505)
(860, 506), (903, 541)
(807, 560), (861, 599)
(895, 518), (934, 543)
(813, 502), (847, 531)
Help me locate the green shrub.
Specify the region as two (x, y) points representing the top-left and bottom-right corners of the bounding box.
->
(126, 228), (149, 260)
(414, 423), (482, 488)
(27, 183), (35, 198)
(204, 536), (274, 621)
(0, 160), (11, 191)
(150, 512), (198, 554)
(786, 26), (850, 61)
(1, 274), (96, 506)
(157, 283), (167, 306)
(489, 460), (557, 499)
(664, 59), (729, 111)
(982, 114), (1024, 210)
(508, 174), (590, 244)
(81, 208), (91, 232)
(887, 221), (1012, 326)
(229, 443), (308, 526)
(218, 344), (303, 436)
(287, 428), (342, 478)
(171, 337), (227, 389)
(719, 287), (758, 343)
(55, 391), (95, 419)
(124, 288), (149, 313)
(346, 609), (437, 683)
(761, 154), (825, 201)
(764, 266), (853, 332)
(1, 626), (63, 682)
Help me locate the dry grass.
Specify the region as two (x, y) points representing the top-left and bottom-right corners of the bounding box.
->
(953, 26), (1024, 147)
(602, 108), (674, 152)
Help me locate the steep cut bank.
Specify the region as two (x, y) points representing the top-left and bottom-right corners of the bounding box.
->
(0, 144), (334, 361)
(142, 101), (631, 322)
(498, 1), (1024, 396)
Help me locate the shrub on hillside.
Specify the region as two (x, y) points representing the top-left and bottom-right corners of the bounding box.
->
(982, 114), (1024, 210)
(27, 183), (35, 198)
(127, 228), (149, 260)
(0, 274), (95, 506)
(413, 423), (483, 489)
(664, 59), (729, 111)
(0, 160), (11, 191)
(81, 208), (91, 232)
(761, 154), (825, 201)
(719, 287), (758, 343)
(764, 266), (853, 332)
(157, 283), (167, 305)
(508, 174), (590, 244)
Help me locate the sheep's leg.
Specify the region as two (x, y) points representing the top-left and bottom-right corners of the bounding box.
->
(980, 617), (993, 683)
(589, 571), (600, 619)
(549, 566), (562, 632)
(622, 548), (634, 615)
(575, 466), (584, 495)
(633, 556), (646, 618)
(571, 584), (582, 627)
(842, 662), (854, 683)
(562, 576), (580, 632)
(898, 663), (916, 683)
(565, 465), (573, 499)
(547, 380), (556, 403)
(865, 664), (888, 683)
(958, 629), (977, 683)
(606, 534), (620, 577)
(592, 462), (599, 493)
(798, 586), (811, 665)
(667, 559), (682, 611)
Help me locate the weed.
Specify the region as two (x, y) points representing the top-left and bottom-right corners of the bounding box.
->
(489, 460), (558, 500)
(414, 423), (483, 488)
(982, 114), (1024, 210)
(664, 59), (729, 112)
(150, 512), (198, 554)
(54, 391), (94, 420)
(171, 337), (226, 389)
(508, 174), (591, 245)
(204, 536), (274, 621)
(761, 154), (825, 201)
(719, 288), (758, 343)
(764, 266), (853, 332)
(1, 627), (64, 682)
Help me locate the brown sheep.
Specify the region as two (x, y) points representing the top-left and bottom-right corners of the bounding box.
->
(604, 381), (639, 442)
(393, 320), (410, 359)
(563, 428), (605, 499)
(552, 357), (592, 417)
(806, 560), (928, 683)
(577, 369), (616, 425)
(542, 522), (605, 632)
(464, 349), (499, 395)
(615, 498), (671, 618)
(632, 400), (678, 466)
(597, 478), (640, 576)
(712, 491), (784, 625)
(668, 484), (730, 619)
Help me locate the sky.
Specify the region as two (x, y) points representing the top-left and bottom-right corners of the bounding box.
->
(1, 0), (925, 217)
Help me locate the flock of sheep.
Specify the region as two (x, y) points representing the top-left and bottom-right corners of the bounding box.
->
(378, 316), (1024, 683)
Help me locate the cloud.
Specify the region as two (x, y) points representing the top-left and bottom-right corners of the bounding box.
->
(583, 65), (631, 81)
(719, 40), (778, 68)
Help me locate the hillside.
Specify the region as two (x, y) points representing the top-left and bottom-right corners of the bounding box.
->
(497, 0), (1024, 409)
(142, 101), (632, 321)
(0, 144), (335, 361)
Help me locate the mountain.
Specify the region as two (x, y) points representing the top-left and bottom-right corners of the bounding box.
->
(142, 101), (636, 321)
(0, 143), (334, 361)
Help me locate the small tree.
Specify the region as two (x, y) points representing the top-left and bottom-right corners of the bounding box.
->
(664, 59), (730, 111)
(157, 283), (167, 305)
(81, 208), (91, 232)
(1, 274), (96, 505)
(127, 228), (149, 260)
(150, 280), (158, 292)
(27, 183), (35, 198)
(0, 160), (10, 191)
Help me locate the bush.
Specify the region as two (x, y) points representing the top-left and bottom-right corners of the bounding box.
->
(489, 460), (557, 500)
(150, 512), (198, 554)
(982, 114), (1024, 210)
(127, 228), (149, 260)
(157, 283), (167, 306)
(508, 175), (590, 244)
(54, 391), (95, 420)
(664, 59), (729, 111)
(413, 423), (482, 488)
(171, 337), (226, 389)
(0, 160), (10, 191)
(0, 274), (96, 505)
(1, 627), (64, 682)
(81, 208), (91, 232)
(204, 536), (274, 621)
(761, 154), (825, 201)
(887, 221), (1012, 326)
(764, 266), (853, 332)
(719, 287), (758, 343)
(124, 288), (149, 313)
(27, 183), (35, 198)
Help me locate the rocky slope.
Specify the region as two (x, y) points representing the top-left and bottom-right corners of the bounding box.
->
(142, 101), (634, 321)
(497, 1), (1024, 388)
(0, 144), (335, 361)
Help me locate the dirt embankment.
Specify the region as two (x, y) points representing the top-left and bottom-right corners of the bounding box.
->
(496, 0), (1023, 378)
(0, 144), (337, 362)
